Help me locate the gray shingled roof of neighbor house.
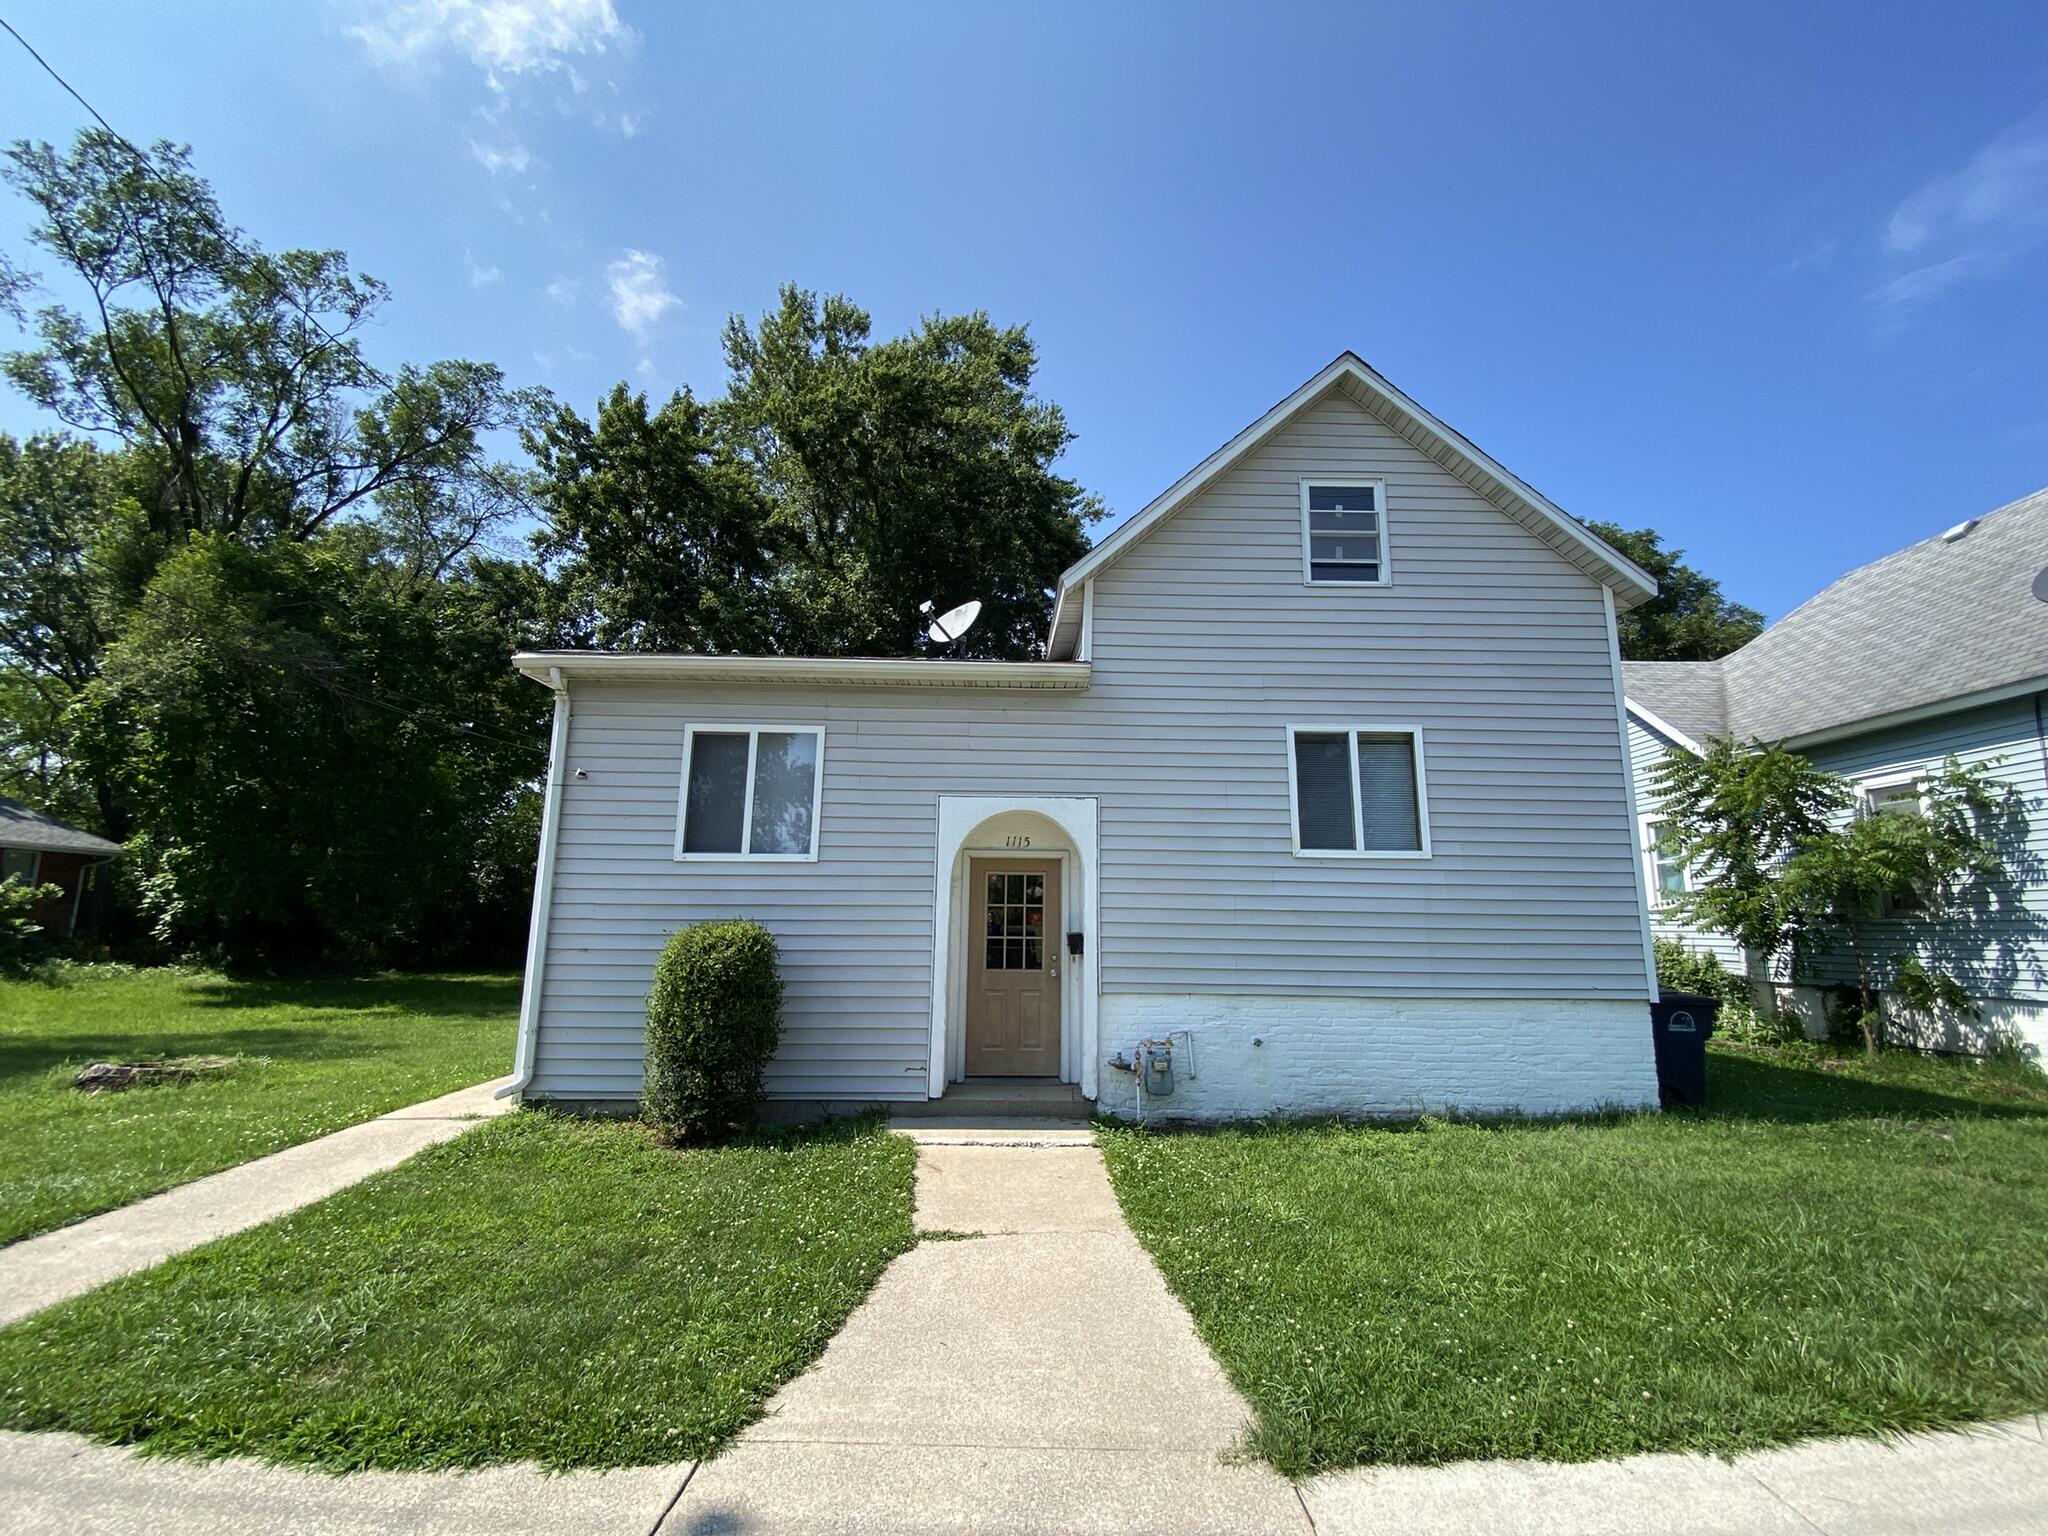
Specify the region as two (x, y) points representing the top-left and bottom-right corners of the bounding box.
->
(1626, 486), (2048, 745)
(0, 797), (122, 856)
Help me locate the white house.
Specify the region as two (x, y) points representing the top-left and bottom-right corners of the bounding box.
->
(505, 353), (1667, 1121)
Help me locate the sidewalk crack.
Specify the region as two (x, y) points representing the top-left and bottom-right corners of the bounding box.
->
(644, 1460), (698, 1535)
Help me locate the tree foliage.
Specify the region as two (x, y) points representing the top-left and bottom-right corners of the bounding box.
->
(532, 285), (1102, 661)
(1588, 521), (1764, 661)
(0, 130), (548, 965)
(1653, 737), (1850, 1004)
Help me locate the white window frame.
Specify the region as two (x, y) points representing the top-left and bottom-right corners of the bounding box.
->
(1638, 813), (1691, 908)
(1859, 769), (1931, 917)
(1299, 478), (1391, 587)
(1859, 769), (1929, 818)
(673, 723), (827, 862)
(1284, 723), (1431, 859)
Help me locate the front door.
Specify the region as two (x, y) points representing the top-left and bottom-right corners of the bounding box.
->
(966, 859), (1062, 1077)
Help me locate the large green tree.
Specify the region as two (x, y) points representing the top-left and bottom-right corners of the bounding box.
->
(533, 288), (1102, 662)
(1, 129), (550, 963)
(1588, 521), (1764, 661)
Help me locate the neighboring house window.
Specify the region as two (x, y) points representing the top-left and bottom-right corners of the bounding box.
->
(676, 726), (825, 860)
(1287, 725), (1429, 856)
(1300, 481), (1388, 584)
(1641, 817), (1691, 907)
(1861, 774), (1928, 916)
(1, 848), (39, 885)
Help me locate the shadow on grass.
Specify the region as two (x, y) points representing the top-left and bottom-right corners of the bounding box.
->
(180, 974), (521, 1018)
(0, 1027), (398, 1087)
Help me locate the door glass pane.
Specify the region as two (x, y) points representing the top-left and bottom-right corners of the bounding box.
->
(1025, 938), (1042, 970)
(1357, 734), (1421, 851)
(1025, 874), (1043, 903)
(987, 872), (1003, 905)
(985, 938), (1002, 968)
(682, 733), (748, 853)
(1006, 873), (1025, 902)
(1293, 732), (1357, 850)
(1006, 938), (1024, 969)
(748, 731), (818, 855)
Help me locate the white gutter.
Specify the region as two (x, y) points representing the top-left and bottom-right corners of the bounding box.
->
(499, 665), (572, 1101)
(510, 651), (1090, 690)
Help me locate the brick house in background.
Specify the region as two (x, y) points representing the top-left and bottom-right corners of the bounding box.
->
(0, 797), (121, 939)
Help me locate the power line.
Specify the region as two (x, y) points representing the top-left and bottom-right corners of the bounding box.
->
(0, 12), (397, 393)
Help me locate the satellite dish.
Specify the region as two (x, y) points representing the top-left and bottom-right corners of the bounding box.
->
(921, 598), (983, 650)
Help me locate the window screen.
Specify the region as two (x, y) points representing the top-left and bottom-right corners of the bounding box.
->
(1305, 483), (1384, 583)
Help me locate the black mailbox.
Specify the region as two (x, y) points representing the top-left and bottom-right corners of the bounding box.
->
(1066, 931), (1084, 957)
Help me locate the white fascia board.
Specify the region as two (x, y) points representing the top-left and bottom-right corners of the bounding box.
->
(1624, 699), (1706, 757)
(511, 651), (1091, 690)
(1048, 353), (1659, 610)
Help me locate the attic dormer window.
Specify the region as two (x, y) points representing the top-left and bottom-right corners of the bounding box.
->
(1301, 481), (1388, 584)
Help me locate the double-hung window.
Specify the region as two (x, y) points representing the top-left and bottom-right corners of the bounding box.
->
(676, 726), (825, 860)
(1642, 817), (1690, 907)
(1287, 725), (1429, 856)
(1301, 480), (1388, 584)
(1861, 773), (1929, 916)
(1, 848), (39, 886)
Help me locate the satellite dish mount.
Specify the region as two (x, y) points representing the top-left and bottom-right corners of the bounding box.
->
(920, 598), (983, 655)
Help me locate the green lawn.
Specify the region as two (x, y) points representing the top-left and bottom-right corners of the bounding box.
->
(0, 1112), (916, 1470)
(0, 967), (516, 1245)
(1099, 1043), (2048, 1476)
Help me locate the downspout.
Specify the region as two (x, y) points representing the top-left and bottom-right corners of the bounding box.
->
(498, 666), (572, 1101)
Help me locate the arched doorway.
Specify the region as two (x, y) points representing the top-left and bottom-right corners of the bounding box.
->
(929, 797), (1099, 1100)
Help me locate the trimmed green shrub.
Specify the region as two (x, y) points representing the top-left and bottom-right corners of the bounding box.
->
(644, 919), (783, 1143)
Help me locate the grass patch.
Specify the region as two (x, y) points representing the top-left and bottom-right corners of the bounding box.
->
(1098, 1042), (2048, 1475)
(0, 967), (516, 1244)
(0, 1111), (917, 1470)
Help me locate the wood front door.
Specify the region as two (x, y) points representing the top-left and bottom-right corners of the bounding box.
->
(966, 859), (1062, 1077)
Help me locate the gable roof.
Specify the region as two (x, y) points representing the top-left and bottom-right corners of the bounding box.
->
(0, 797), (121, 857)
(1626, 485), (2048, 749)
(1045, 352), (1659, 659)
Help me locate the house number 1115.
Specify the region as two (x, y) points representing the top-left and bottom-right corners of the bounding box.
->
(1003, 834), (1032, 848)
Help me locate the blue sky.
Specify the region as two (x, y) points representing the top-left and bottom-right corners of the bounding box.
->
(4, 1), (2047, 621)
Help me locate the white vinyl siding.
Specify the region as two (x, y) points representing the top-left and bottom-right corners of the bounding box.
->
(529, 390), (1653, 1102)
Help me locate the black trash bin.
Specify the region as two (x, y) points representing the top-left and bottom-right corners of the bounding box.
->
(1648, 991), (1719, 1108)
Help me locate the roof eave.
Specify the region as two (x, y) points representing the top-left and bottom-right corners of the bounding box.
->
(511, 651), (1093, 691)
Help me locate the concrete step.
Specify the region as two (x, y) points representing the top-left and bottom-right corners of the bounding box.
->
(889, 1079), (1089, 1122)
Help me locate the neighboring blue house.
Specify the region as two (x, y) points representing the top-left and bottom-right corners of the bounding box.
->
(1627, 488), (2048, 1059)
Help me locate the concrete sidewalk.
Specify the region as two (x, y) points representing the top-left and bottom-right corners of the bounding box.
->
(0, 1076), (512, 1328)
(2, 1115), (2045, 1534)
(666, 1126), (1307, 1534)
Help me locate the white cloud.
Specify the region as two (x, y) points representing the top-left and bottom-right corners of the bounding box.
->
(606, 249), (680, 338)
(1770, 239), (1835, 278)
(467, 136), (531, 176)
(1869, 255), (1987, 309)
(464, 250), (503, 288)
(348, 0), (633, 85)
(1872, 107), (2048, 307)
(543, 275), (579, 307)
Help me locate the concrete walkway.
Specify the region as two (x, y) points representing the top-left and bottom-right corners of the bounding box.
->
(2, 1115), (2045, 1534)
(666, 1123), (1305, 1534)
(0, 1076), (512, 1328)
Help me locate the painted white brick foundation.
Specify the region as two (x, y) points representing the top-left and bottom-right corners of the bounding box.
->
(1093, 994), (1660, 1122)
